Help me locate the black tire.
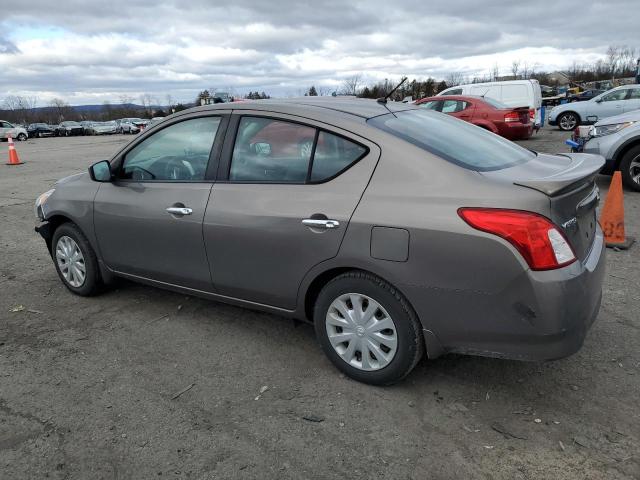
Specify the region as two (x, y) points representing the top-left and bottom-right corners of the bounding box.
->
(557, 112), (579, 131)
(51, 223), (101, 296)
(620, 145), (640, 192)
(17, 133), (27, 141)
(314, 271), (424, 385)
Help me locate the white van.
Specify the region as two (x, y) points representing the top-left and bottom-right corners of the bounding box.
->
(438, 79), (543, 126)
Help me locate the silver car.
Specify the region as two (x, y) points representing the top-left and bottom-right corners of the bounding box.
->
(581, 110), (640, 191)
(549, 84), (640, 131)
(34, 99), (606, 385)
(0, 120), (28, 141)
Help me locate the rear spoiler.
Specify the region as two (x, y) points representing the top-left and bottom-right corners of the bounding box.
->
(514, 153), (605, 196)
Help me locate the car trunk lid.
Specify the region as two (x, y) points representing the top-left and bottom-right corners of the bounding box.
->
(481, 152), (605, 261)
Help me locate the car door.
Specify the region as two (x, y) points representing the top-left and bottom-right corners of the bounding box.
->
(0, 121), (12, 138)
(588, 89), (628, 120)
(623, 87), (640, 113)
(203, 113), (380, 309)
(93, 113), (228, 291)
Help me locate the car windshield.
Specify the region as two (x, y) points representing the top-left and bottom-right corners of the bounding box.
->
(63, 121), (81, 126)
(368, 109), (535, 171)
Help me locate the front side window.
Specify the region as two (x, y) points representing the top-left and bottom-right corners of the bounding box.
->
(121, 116), (220, 181)
(601, 89), (627, 102)
(419, 101), (441, 111)
(368, 109), (534, 171)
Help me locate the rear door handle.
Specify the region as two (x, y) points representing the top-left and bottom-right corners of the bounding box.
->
(166, 206), (193, 216)
(302, 218), (340, 229)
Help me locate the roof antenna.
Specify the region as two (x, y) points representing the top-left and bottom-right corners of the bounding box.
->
(377, 76), (408, 104)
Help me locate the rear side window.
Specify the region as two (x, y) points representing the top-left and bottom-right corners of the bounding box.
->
(311, 132), (367, 182)
(368, 109), (534, 171)
(441, 100), (468, 113)
(230, 117), (315, 182)
(229, 117), (368, 183)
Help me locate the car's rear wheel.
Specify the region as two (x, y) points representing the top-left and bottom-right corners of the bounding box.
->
(558, 112), (579, 131)
(314, 271), (424, 385)
(52, 223), (101, 296)
(620, 145), (640, 192)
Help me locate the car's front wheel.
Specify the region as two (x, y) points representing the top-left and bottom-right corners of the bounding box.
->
(620, 145), (640, 192)
(314, 271), (424, 385)
(52, 223), (101, 296)
(17, 133), (27, 141)
(558, 112), (579, 131)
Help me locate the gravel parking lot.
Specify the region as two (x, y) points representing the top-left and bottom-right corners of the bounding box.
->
(1, 128), (639, 479)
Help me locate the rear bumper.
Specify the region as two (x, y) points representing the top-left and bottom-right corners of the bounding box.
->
(499, 123), (533, 140)
(407, 226), (606, 362)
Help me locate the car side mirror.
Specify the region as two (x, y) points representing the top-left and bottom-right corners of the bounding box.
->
(89, 160), (112, 182)
(594, 98), (602, 103)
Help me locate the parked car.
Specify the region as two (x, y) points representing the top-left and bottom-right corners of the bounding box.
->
(55, 121), (84, 136)
(149, 116), (165, 126)
(0, 120), (28, 141)
(84, 121), (117, 135)
(569, 89), (606, 102)
(34, 98), (605, 385)
(578, 110), (640, 191)
(549, 85), (640, 131)
(437, 79), (543, 126)
(116, 118), (146, 134)
(415, 95), (533, 140)
(27, 123), (56, 138)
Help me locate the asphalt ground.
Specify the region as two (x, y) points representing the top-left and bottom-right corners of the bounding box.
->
(1, 127), (638, 479)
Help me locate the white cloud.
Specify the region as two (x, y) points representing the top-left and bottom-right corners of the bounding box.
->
(1, 0), (638, 104)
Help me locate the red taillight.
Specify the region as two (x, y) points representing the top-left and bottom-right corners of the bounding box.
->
(504, 111), (520, 123)
(458, 208), (576, 270)
(529, 108), (535, 120)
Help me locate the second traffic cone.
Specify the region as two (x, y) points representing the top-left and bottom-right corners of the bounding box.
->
(599, 171), (634, 249)
(6, 136), (23, 166)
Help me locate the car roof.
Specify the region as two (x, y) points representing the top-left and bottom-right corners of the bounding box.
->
(189, 97), (417, 120)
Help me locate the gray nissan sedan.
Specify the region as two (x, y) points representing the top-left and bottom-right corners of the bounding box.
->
(34, 98), (606, 385)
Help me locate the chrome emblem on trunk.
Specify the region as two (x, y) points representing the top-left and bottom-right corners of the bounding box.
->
(562, 217), (578, 229)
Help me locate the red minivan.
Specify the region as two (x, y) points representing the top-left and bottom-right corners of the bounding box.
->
(415, 95), (533, 140)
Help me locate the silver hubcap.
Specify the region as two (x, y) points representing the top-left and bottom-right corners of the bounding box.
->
(630, 155), (640, 186)
(560, 114), (577, 130)
(55, 236), (86, 287)
(325, 293), (398, 371)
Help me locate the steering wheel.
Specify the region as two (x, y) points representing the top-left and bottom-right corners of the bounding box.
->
(164, 157), (195, 180)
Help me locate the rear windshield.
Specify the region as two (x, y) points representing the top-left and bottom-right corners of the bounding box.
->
(367, 109), (534, 171)
(480, 97), (509, 109)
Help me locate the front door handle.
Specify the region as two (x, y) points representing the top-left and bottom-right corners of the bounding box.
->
(302, 218), (340, 229)
(166, 206), (193, 216)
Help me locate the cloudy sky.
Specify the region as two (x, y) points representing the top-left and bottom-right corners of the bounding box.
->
(1, 0), (638, 105)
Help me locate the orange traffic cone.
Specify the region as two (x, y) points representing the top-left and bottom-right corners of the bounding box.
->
(6, 136), (23, 166)
(599, 171), (634, 249)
